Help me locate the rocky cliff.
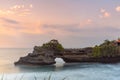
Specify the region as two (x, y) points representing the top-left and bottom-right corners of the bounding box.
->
(15, 39), (64, 65)
(15, 39), (120, 65)
(15, 47), (56, 65)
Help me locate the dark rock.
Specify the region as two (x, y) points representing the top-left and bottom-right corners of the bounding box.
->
(15, 39), (120, 66)
(62, 56), (120, 63)
(15, 48), (56, 65)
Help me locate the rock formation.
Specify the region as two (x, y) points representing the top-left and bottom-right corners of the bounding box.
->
(15, 39), (64, 65)
(15, 39), (120, 65)
(15, 48), (56, 65)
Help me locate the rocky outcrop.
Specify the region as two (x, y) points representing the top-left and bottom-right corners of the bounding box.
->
(15, 39), (64, 65)
(15, 47), (56, 65)
(62, 56), (120, 63)
(14, 47), (94, 65)
(15, 39), (120, 66)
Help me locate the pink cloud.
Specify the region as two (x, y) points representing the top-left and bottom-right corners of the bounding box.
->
(99, 8), (111, 18)
(0, 4), (33, 17)
(116, 6), (120, 12)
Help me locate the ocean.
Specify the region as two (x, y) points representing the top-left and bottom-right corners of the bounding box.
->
(0, 48), (120, 80)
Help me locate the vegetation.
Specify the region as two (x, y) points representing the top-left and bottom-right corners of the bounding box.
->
(92, 40), (119, 57)
(42, 39), (64, 52)
(92, 45), (101, 57)
(34, 39), (64, 53)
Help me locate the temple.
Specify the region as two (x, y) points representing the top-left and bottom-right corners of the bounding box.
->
(116, 38), (120, 46)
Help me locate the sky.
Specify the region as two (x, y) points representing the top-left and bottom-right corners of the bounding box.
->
(0, 0), (120, 48)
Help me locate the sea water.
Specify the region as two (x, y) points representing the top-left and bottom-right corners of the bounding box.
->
(0, 48), (120, 80)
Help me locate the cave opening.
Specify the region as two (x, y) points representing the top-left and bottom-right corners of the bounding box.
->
(54, 58), (65, 67)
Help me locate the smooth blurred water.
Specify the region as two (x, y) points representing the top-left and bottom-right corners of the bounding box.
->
(0, 48), (120, 80)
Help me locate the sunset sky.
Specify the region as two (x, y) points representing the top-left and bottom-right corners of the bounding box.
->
(0, 0), (120, 48)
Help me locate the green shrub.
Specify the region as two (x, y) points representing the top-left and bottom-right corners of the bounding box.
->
(92, 40), (119, 57)
(92, 45), (101, 57)
(42, 39), (64, 52)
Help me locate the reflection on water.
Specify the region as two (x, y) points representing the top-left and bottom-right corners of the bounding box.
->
(16, 65), (57, 72)
(0, 48), (32, 73)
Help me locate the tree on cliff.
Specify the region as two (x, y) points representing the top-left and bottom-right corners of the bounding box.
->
(92, 45), (101, 57)
(42, 39), (64, 52)
(92, 40), (119, 57)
